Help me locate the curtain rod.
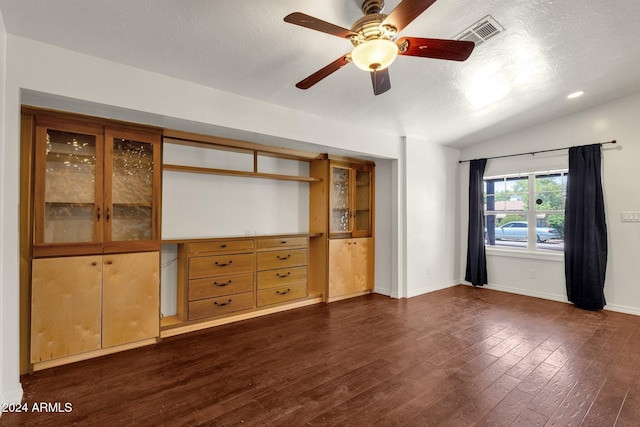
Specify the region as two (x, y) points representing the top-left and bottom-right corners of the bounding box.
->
(458, 140), (617, 164)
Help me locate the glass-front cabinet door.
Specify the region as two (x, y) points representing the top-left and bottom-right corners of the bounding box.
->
(33, 117), (161, 256)
(353, 167), (372, 237)
(33, 117), (105, 257)
(329, 162), (373, 238)
(330, 165), (352, 234)
(104, 127), (161, 253)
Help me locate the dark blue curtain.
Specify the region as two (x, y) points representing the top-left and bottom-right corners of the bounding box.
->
(565, 144), (608, 310)
(465, 159), (488, 286)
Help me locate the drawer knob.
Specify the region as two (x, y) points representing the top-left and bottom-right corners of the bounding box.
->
(280, 241), (287, 244)
(276, 289), (291, 295)
(214, 299), (232, 306)
(213, 280), (232, 287)
(276, 272), (291, 278)
(220, 244), (227, 248)
(276, 254), (291, 260)
(215, 260), (233, 267)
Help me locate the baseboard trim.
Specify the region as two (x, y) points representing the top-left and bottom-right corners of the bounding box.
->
(32, 338), (158, 371)
(600, 303), (640, 317)
(161, 297), (323, 338)
(327, 290), (372, 303)
(461, 282), (640, 317)
(1, 384), (24, 406)
(481, 283), (568, 304)
(374, 286), (392, 297)
(407, 280), (459, 298)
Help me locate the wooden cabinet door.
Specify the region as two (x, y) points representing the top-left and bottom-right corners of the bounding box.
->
(33, 116), (105, 257)
(352, 167), (373, 238)
(328, 238), (374, 299)
(102, 252), (160, 348)
(328, 239), (353, 298)
(351, 238), (374, 293)
(103, 127), (161, 254)
(31, 256), (102, 363)
(330, 165), (353, 235)
(329, 162), (374, 238)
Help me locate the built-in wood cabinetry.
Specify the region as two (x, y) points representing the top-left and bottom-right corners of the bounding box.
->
(324, 159), (375, 301)
(256, 237), (308, 307)
(24, 110), (162, 370)
(101, 252), (160, 348)
(187, 239), (256, 320)
(20, 109), (375, 371)
(328, 238), (374, 300)
(31, 256), (102, 362)
(33, 116), (161, 257)
(330, 162), (373, 238)
(31, 252), (160, 364)
(170, 235), (310, 328)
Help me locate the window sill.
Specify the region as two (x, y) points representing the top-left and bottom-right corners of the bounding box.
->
(486, 247), (564, 262)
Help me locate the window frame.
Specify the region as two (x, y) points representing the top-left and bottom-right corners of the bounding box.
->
(484, 170), (567, 255)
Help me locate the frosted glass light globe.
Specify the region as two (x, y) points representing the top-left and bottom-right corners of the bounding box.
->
(351, 39), (399, 71)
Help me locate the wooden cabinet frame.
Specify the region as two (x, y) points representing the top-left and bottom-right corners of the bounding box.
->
(329, 160), (374, 239)
(22, 107), (163, 373)
(20, 107), (376, 372)
(103, 126), (162, 254)
(32, 116), (105, 257)
(31, 114), (162, 257)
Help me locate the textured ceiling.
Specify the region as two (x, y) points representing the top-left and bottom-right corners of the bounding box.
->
(2, 0), (640, 148)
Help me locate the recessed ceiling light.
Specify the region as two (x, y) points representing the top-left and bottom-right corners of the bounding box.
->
(567, 90), (585, 99)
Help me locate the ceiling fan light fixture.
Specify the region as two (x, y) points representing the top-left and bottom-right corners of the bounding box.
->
(351, 39), (398, 71)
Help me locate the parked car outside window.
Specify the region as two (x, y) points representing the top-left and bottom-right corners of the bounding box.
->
(493, 221), (558, 242)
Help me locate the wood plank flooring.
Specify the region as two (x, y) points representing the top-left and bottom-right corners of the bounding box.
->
(3, 285), (640, 426)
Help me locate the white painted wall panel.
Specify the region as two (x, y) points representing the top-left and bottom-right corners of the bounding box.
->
(460, 92), (640, 315)
(162, 171), (309, 238)
(405, 137), (461, 297)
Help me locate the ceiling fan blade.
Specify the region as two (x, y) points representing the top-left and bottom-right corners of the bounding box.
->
(284, 12), (358, 39)
(295, 54), (352, 90)
(371, 68), (391, 95)
(397, 37), (475, 61)
(382, 0), (437, 33)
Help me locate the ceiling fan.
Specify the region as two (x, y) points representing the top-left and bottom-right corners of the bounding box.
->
(284, 0), (475, 95)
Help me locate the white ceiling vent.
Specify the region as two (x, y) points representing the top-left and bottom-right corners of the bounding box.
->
(454, 15), (504, 46)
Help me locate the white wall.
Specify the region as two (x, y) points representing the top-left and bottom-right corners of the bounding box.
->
(405, 137), (461, 297)
(459, 92), (640, 315)
(1, 35), (404, 402)
(162, 146), (311, 238)
(0, 7), (21, 407)
(374, 158), (394, 296)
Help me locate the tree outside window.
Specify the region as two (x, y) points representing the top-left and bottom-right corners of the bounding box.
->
(484, 171), (566, 252)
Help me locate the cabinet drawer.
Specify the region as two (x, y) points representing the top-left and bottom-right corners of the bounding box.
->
(257, 266), (307, 290)
(189, 273), (254, 301)
(256, 237), (307, 250)
(188, 239), (254, 255)
(257, 249), (307, 271)
(189, 253), (254, 279)
(188, 292), (254, 320)
(257, 283), (307, 307)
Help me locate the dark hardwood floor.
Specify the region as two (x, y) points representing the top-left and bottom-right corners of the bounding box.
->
(3, 285), (640, 426)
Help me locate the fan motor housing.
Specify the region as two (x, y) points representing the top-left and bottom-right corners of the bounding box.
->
(350, 14), (396, 46)
(361, 0), (384, 15)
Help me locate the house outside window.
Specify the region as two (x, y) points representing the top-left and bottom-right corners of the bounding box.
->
(484, 171), (567, 252)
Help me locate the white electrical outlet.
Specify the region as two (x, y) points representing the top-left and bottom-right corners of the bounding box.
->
(621, 212), (640, 222)
(529, 269), (536, 279)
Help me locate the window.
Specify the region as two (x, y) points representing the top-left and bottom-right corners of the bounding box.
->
(484, 171), (567, 252)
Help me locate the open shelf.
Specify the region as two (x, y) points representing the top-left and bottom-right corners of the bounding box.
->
(162, 164), (322, 182)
